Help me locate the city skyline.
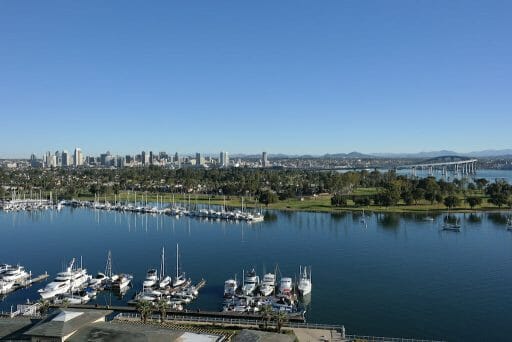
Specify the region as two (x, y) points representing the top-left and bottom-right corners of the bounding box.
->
(1, 1), (511, 157)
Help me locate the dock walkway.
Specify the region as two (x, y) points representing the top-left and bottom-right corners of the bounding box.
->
(56, 304), (305, 322)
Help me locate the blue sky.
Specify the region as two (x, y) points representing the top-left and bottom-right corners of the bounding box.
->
(1, 1), (511, 158)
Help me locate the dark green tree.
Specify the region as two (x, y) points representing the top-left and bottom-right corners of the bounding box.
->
(466, 196), (482, 209)
(331, 193), (347, 207)
(444, 195), (460, 209)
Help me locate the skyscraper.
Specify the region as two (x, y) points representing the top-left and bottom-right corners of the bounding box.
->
(220, 151), (229, 167)
(74, 148), (83, 167)
(62, 150), (69, 167)
(141, 151), (148, 166)
(149, 151), (154, 165)
(262, 151), (268, 168)
(196, 152), (203, 166)
(55, 151), (61, 166)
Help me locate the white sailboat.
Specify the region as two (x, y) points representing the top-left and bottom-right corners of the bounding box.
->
(172, 244), (186, 287)
(159, 246), (172, 289)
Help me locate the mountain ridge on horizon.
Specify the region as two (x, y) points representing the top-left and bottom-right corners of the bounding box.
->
(232, 149), (512, 159)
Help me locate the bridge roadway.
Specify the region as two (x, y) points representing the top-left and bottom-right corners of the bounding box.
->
(396, 159), (478, 169)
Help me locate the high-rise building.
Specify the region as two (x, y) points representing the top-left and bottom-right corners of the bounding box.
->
(62, 150), (69, 167)
(196, 152), (203, 166)
(141, 151), (148, 166)
(55, 151), (61, 166)
(262, 151), (268, 168)
(30, 154), (41, 168)
(149, 151), (154, 165)
(74, 148), (83, 167)
(159, 152), (168, 160)
(100, 151), (111, 166)
(175, 153), (181, 168)
(220, 151), (229, 167)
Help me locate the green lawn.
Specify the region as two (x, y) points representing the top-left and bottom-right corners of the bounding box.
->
(75, 189), (507, 214)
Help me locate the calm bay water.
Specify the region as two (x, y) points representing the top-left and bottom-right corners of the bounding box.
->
(1, 207), (512, 341)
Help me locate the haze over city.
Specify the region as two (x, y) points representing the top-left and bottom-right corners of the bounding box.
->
(1, 1), (512, 158)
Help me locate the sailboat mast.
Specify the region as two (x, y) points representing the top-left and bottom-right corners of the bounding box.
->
(176, 243), (179, 278)
(160, 246), (165, 280)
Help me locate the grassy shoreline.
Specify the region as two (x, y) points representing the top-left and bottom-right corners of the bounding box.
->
(75, 191), (510, 214)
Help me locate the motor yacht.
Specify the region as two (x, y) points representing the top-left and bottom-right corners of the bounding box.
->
(143, 269), (158, 288)
(242, 268), (259, 295)
(38, 258), (90, 299)
(0, 279), (15, 295)
(259, 273), (276, 296)
(55, 290), (90, 305)
(297, 266), (312, 296)
(1, 265), (29, 283)
(88, 272), (108, 289)
(112, 273), (133, 291)
(224, 279), (238, 298)
(0, 264), (11, 275)
(279, 277), (293, 295)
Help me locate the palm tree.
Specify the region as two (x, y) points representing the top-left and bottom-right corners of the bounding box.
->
(273, 311), (288, 333)
(61, 298), (70, 309)
(136, 300), (153, 324)
(38, 299), (50, 316)
(156, 298), (169, 323)
(260, 305), (273, 331)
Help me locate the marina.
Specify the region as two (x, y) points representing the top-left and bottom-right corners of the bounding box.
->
(1, 207), (512, 341)
(63, 195), (265, 223)
(0, 191), (265, 223)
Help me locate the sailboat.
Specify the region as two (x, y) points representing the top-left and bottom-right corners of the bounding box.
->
(106, 251), (133, 291)
(159, 246), (172, 288)
(89, 251), (111, 289)
(172, 244), (186, 287)
(443, 217), (461, 231)
(507, 215), (512, 230)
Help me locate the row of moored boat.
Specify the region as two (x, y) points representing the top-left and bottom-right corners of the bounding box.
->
(223, 266), (312, 315)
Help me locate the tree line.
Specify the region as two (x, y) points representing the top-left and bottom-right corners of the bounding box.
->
(1, 167), (511, 208)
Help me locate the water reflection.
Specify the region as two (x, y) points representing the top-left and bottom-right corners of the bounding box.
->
(330, 212), (348, 221)
(487, 213), (508, 225)
(377, 213), (400, 229)
(466, 213), (482, 224)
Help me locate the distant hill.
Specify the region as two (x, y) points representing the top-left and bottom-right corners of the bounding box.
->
(323, 151), (374, 159)
(372, 149), (512, 158)
(466, 149), (512, 157)
(372, 150), (458, 158)
(231, 149), (512, 159)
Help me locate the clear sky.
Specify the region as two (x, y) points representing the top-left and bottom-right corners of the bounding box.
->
(1, 1), (511, 158)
